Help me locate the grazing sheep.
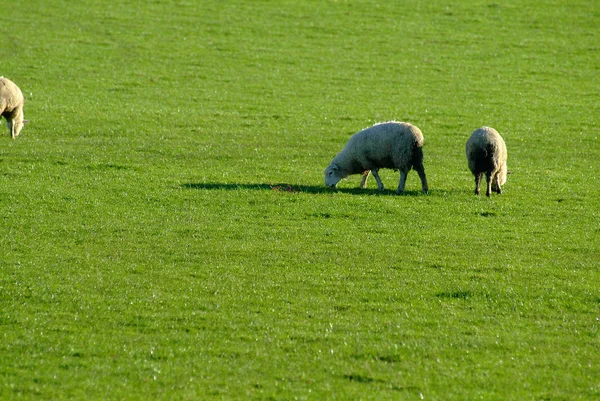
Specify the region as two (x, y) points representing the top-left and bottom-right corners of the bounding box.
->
(466, 126), (507, 196)
(0, 77), (27, 139)
(324, 121), (429, 194)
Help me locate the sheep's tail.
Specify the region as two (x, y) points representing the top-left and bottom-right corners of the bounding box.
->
(406, 128), (422, 164)
(485, 142), (495, 158)
(410, 137), (424, 167)
(414, 134), (424, 149)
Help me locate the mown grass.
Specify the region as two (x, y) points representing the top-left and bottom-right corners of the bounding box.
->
(1, 0), (599, 399)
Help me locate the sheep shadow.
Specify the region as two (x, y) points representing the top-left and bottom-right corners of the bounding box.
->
(181, 182), (432, 196)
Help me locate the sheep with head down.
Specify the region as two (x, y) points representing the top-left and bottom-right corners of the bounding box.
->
(324, 121), (429, 194)
(0, 77), (27, 139)
(466, 126), (508, 196)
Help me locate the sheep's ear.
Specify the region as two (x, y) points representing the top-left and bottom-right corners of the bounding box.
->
(23, 120), (30, 125)
(331, 164), (339, 171)
(507, 170), (513, 175)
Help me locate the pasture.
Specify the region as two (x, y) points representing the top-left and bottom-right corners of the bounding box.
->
(1, 0), (598, 399)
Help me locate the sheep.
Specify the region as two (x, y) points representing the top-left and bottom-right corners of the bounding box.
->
(324, 121), (429, 194)
(0, 77), (27, 139)
(466, 126), (508, 196)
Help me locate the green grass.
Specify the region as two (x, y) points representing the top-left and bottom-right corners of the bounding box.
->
(1, 0), (599, 399)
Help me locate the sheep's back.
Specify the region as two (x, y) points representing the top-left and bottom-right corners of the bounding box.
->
(0, 78), (24, 113)
(345, 122), (422, 170)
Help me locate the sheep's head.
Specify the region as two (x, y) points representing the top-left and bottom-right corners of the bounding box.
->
(498, 163), (508, 186)
(492, 163), (508, 193)
(10, 119), (28, 139)
(324, 163), (344, 188)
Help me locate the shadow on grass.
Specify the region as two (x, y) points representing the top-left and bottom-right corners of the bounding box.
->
(182, 182), (442, 196)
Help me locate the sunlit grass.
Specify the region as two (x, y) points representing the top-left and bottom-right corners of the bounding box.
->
(1, 0), (598, 399)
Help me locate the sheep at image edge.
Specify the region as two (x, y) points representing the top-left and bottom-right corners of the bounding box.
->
(466, 126), (508, 196)
(324, 121), (429, 194)
(0, 77), (27, 139)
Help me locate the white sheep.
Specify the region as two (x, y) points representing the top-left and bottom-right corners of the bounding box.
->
(324, 121), (429, 194)
(466, 126), (507, 196)
(0, 77), (27, 139)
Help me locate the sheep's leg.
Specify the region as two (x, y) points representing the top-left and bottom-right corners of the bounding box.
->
(414, 164), (429, 193)
(485, 171), (492, 197)
(360, 170), (370, 188)
(474, 173), (482, 195)
(396, 170), (408, 194)
(9, 118), (17, 139)
(371, 169), (384, 191)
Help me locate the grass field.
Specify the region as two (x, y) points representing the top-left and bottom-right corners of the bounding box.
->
(1, 0), (599, 399)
